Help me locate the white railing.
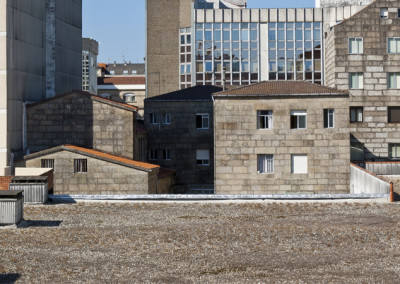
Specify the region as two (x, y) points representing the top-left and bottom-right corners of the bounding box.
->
(350, 164), (390, 194)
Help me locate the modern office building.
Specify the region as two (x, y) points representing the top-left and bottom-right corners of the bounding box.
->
(0, 0), (82, 176)
(146, 0), (367, 98)
(82, 38), (99, 94)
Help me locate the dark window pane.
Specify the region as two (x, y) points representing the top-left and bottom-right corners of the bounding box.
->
(389, 107), (400, 123)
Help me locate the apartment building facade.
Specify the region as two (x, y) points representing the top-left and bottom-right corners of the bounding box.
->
(325, 0), (400, 161)
(146, 0), (368, 98)
(0, 0), (82, 175)
(213, 81), (350, 194)
(82, 38), (99, 94)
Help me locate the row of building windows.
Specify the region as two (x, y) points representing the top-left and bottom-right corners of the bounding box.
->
(149, 149), (210, 165)
(41, 159), (87, 173)
(258, 154), (308, 174)
(257, 109), (334, 130)
(350, 106), (400, 123)
(349, 72), (400, 89)
(150, 113), (210, 129)
(349, 37), (400, 54)
(351, 143), (400, 161)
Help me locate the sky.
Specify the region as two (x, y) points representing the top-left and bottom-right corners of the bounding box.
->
(83, 0), (315, 64)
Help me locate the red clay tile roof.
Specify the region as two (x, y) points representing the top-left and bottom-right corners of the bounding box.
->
(63, 145), (159, 171)
(27, 90), (138, 111)
(98, 76), (145, 85)
(214, 81), (348, 96)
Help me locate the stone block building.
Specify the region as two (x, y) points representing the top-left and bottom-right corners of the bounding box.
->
(213, 81), (350, 194)
(144, 85), (220, 192)
(325, 0), (400, 161)
(19, 145), (175, 195)
(27, 91), (140, 160)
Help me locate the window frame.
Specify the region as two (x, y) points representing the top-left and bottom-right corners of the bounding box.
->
(74, 159), (88, 173)
(348, 37), (363, 54)
(389, 143), (400, 159)
(290, 110), (307, 129)
(196, 149), (210, 166)
(351, 142), (365, 161)
(149, 149), (158, 161)
(324, 109), (335, 129)
(350, 107), (363, 123)
(41, 159), (54, 169)
(162, 113), (171, 125)
(388, 37), (400, 54)
(380, 8), (388, 19)
(349, 72), (364, 89)
(163, 149), (171, 161)
(291, 154), (308, 174)
(257, 110), (273, 129)
(388, 72), (400, 89)
(388, 107), (400, 123)
(257, 154), (274, 174)
(123, 93), (136, 103)
(196, 113), (210, 129)
(150, 113), (159, 125)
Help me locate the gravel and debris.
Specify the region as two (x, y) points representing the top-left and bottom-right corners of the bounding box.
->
(1, 200), (400, 283)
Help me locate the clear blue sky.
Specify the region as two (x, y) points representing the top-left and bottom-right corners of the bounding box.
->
(83, 0), (315, 64)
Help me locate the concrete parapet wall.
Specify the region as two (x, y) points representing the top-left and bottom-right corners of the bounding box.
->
(350, 163), (390, 194)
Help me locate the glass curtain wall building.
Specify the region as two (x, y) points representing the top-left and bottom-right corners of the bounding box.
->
(179, 8), (324, 89)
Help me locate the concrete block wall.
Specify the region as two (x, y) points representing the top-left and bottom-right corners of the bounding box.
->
(145, 100), (214, 186)
(23, 151), (155, 195)
(214, 96), (350, 194)
(27, 93), (136, 159)
(325, 0), (400, 160)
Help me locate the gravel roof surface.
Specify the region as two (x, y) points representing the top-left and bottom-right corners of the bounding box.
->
(1, 201), (400, 283)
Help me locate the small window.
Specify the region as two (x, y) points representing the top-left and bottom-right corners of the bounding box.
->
(388, 73), (400, 89)
(41, 159), (54, 169)
(324, 109), (334, 128)
(398, 9), (400, 18)
(196, 114), (209, 129)
(74, 159), (87, 173)
(162, 113), (170, 124)
(350, 107), (363, 123)
(389, 144), (400, 159)
(196, 150), (210, 166)
(124, 93), (136, 103)
(291, 154), (308, 174)
(349, 73), (363, 89)
(187, 34), (191, 44)
(257, 155), (274, 174)
(388, 107), (400, 123)
(149, 150), (158, 161)
(150, 113), (159, 124)
(163, 149), (171, 160)
(132, 70), (137, 74)
(351, 142), (365, 161)
(380, 8), (388, 19)
(388, 38), (400, 54)
(290, 110), (307, 129)
(123, 70), (129, 74)
(349, 38), (363, 54)
(180, 64), (185, 74)
(109, 70), (115, 75)
(257, 110), (273, 129)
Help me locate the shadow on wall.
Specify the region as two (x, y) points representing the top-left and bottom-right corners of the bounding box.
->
(350, 134), (385, 163)
(0, 274), (21, 284)
(27, 94), (94, 153)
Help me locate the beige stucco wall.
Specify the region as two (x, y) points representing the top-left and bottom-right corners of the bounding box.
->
(22, 150), (155, 195)
(214, 95), (350, 194)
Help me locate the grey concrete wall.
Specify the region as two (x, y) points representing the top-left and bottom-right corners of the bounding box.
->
(325, 0), (400, 161)
(316, 0), (373, 8)
(350, 164), (390, 194)
(144, 100), (214, 186)
(214, 95), (350, 194)
(366, 162), (400, 176)
(0, 0), (82, 174)
(22, 151), (154, 195)
(27, 93), (136, 159)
